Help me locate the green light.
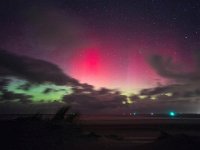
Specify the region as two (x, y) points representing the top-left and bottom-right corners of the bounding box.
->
(5, 77), (73, 102)
(169, 111), (176, 117)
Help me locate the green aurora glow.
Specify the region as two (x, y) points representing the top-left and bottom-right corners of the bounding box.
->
(5, 77), (72, 102)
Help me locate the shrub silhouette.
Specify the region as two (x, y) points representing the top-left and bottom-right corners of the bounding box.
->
(65, 112), (80, 123)
(52, 106), (71, 121)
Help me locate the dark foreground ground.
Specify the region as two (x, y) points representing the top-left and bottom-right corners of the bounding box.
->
(1, 117), (200, 150)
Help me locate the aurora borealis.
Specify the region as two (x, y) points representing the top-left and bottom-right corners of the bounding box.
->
(1, 0), (200, 114)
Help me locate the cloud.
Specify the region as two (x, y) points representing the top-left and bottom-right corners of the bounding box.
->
(62, 91), (126, 113)
(122, 52), (200, 113)
(0, 78), (10, 90)
(0, 90), (32, 103)
(0, 50), (79, 85)
(140, 52), (200, 112)
(42, 88), (55, 94)
(18, 82), (32, 91)
(149, 55), (200, 82)
(96, 87), (114, 95)
(0, 50), (128, 114)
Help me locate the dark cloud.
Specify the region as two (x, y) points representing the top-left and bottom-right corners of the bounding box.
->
(129, 95), (141, 102)
(140, 86), (171, 96)
(81, 83), (95, 92)
(0, 50), (79, 85)
(96, 87), (113, 95)
(18, 82), (32, 91)
(149, 55), (200, 82)
(0, 78), (10, 90)
(62, 92), (126, 113)
(134, 82), (200, 108)
(0, 78), (32, 103)
(43, 88), (55, 94)
(0, 90), (32, 103)
(139, 52), (200, 112)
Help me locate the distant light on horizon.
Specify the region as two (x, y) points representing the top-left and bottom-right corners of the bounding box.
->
(169, 111), (176, 117)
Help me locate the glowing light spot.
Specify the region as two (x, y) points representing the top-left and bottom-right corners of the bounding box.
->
(122, 101), (126, 104)
(139, 95), (147, 99)
(165, 93), (173, 97)
(150, 95), (157, 100)
(127, 97), (133, 104)
(169, 111), (176, 117)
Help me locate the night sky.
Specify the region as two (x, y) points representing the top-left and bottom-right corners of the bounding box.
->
(1, 0), (200, 114)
